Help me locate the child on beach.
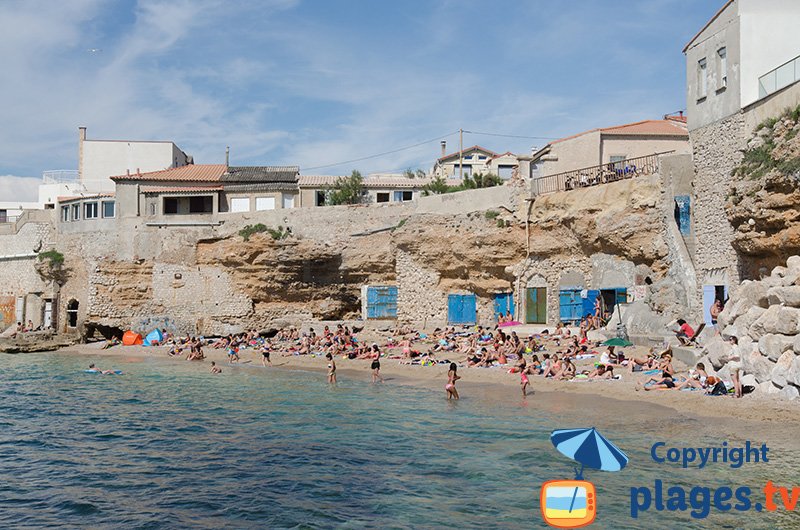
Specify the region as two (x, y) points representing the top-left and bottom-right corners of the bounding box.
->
(227, 346), (240, 363)
(210, 361), (222, 374)
(445, 362), (460, 400)
(326, 353), (337, 384)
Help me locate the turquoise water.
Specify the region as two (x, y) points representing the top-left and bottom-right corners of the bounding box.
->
(0, 353), (798, 529)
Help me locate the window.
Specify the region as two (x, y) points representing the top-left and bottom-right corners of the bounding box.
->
(148, 203), (156, 215)
(71, 204), (80, 221)
(84, 202), (98, 219)
(282, 194), (295, 209)
(455, 165), (473, 177)
(477, 155), (487, 160)
(61, 206), (69, 222)
(717, 47), (727, 89)
(376, 192), (390, 203)
(315, 191), (326, 207)
(697, 58), (707, 99)
(102, 201), (115, 218)
(164, 198), (178, 214)
(0, 210), (6, 223)
(230, 197), (250, 213)
(393, 190), (413, 202)
(189, 196), (212, 213)
(498, 165), (514, 180)
(256, 197), (276, 211)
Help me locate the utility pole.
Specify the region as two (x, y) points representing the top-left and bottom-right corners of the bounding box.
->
(459, 128), (463, 181)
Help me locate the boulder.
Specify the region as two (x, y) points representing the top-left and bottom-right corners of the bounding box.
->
(767, 286), (800, 307)
(741, 345), (776, 383)
(749, 306), (800, 339)
(737, 280), (770, 309)
(788, 356), (800, 387)
(786, 255), (800, 272)
(703, 336), (731, 370)
(740, 373), (757, 387)
(716, 363), (732, 382)
(770, 351), (796, 387)
(794, 334), (800, 354)
(758, 333), (795, 361)
(717, 298), (748, 329)
(782, 270), (800, 287)
(772, 266), (788, 279)
(731, 306), (765, 340)
(779, 384), (799, 400)
(759, 381), (782, 395)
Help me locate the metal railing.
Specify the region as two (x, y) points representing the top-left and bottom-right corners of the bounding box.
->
(758, 54), (800, 100)
(531, 151), (674, 196)
(42, 170), (79, 184)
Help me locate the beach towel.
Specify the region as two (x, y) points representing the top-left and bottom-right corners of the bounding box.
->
(498, 321), (522, 328)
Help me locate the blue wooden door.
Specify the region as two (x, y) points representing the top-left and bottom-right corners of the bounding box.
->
(494, 293), (514, 319)
(675, 195), (691, 235)
(366, 286), (398, 319)
(448, 294), (477, 325)
(582, 289), (600, 319)
(525, 288), (547, 324)
(559, 289), (582, 324)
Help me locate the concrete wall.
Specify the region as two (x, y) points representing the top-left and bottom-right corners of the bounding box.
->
(600, 136), (690, 163)
(82, 140), (186, 192)
(538, 130), (601, 176)
(743, 81), (800, 134)
(739, 0), (800, 107)
(685, 1), (741, 131)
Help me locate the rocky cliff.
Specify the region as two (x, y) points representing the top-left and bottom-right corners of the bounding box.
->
(726, 105), (800, 276)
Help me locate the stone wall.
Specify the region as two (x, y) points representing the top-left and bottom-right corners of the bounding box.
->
(690, 112), (746, 289)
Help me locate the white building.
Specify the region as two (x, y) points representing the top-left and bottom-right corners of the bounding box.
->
(684, 0), (800, 131)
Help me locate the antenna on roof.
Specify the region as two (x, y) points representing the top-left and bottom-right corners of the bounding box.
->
(225, 146), (230, 168)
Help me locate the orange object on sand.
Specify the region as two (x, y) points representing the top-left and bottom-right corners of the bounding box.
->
(122, 330), (143, 346)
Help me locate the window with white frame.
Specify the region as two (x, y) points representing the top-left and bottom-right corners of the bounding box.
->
(61, 206), (69, 222)
(230, 197), (250, 213)
(697, 58), (707, 99)
(256, 197), (275, 211)
(393, 190), (413, 202)
(102, 200), (115, 218)
(717, 47), (727, 89)
(84, 202), (98, 219)
(71, 204), (80, 221)
(282, 194), (295, 209)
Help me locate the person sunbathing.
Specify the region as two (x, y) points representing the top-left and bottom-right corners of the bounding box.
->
(637, 372), (675, 391)
(587, 364), (614, 380)
(556, 358), (576, 380)
(627, 348), (659, 373)
(675, 362), (709, 391)
(658, 352), (675, 377)
(542, 355), (562, 378)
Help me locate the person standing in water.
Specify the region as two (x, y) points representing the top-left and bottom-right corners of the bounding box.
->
(371, 346), (384, 383)
(326, 352), (337, 384)
(517, 354), (531, 397)
(445, 362), (460, 400)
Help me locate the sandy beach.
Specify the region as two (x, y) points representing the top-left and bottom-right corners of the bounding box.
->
(57, 335), (800, 452)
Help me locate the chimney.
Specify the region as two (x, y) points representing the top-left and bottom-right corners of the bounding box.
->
(225, 146), (230, 167)
(78, 126), (87, 182)
(440, 140), (447, 157)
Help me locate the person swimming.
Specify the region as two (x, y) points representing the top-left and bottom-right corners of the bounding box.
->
(87, 363), (115, 375)
(210, 361), (222, 374)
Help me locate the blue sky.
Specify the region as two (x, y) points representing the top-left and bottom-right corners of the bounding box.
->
(0, 0), (722, 201)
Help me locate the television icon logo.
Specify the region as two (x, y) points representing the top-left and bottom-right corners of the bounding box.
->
(540, 479), (596, 528)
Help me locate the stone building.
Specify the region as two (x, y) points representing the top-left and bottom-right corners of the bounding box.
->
(684, 0), (800, 324)
(432, 144), (522, 180)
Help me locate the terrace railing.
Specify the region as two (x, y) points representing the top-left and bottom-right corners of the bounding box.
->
(531, 151), (674, 196)
(42, 170), (79, 184)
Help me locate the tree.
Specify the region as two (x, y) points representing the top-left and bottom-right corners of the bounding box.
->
(422, 174), (450, 195)
(327, 170), (367, 205)
(403, 168), (427, 179)
(462, 172), (503, 189)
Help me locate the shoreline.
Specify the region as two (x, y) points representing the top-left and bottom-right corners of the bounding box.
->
(53, 341), (800, 450)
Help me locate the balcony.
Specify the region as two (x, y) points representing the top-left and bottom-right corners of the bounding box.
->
(42, 170), (79, 184)
(758, 54), (800, 100)
(531, 151), (673, 196)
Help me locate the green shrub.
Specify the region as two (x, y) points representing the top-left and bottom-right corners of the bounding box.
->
(239, 224), (268, 241)
(484, 210), (500, 220)
(38, 249), (64, 265)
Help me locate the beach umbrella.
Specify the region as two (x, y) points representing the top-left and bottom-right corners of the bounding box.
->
(601, 337), (633, 347)
(550, 427), (628, 479)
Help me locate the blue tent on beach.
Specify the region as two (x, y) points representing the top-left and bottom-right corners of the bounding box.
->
(143, 328), (163, 346)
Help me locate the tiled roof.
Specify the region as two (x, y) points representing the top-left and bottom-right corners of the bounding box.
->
(437, 145), (498, 163)
(222, 182), (298, 192)
(601, 119), (688, 136)
(488, 151), (519, 162)
(57, 192), (115, 203)
(110, 164), (227, 182)
(141, 186), (223, 194)
(222, 166), (299, 183)
(299, 175), (431, 189)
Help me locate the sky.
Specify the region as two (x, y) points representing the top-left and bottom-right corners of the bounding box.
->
(0, 0), (723, 202)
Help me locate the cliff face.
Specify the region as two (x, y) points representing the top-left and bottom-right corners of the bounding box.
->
(726, 106), (800, 276)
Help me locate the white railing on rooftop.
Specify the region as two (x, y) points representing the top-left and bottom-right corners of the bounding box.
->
(758, 54), (800, 100)
(42, 170), (79, 184)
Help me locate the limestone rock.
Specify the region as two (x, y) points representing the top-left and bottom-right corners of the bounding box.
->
(788, 356), (800, 387)
(772, 266), (788, 279)
(783, 269), (800, 287)
(794, 334), (800, 354)
(748, 305), (799, 339)
(716, 363), (732, 382)
(717, 297), (748, 329)
(703, 336), (731, 370)
(779, 384), (799, 400)
(767, 285), (800, 307)
(741, 345), (776, 383)
(732, 306), (766, 339)
(758, 333), (795, 361)
(770, 351), (796, 387)
(740, 373), (758, 388)
(737, 280), (770, 309)
(786, 255), (800, 271)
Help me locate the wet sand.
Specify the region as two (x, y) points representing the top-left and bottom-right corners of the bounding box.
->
(57, 339), (800, 451)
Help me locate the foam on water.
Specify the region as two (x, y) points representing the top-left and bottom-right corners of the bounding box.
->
(0, 352), (796, 529)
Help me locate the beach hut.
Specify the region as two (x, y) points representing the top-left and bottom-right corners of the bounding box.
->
(143, 328), (163, 346)
(122, 330), (143, 346)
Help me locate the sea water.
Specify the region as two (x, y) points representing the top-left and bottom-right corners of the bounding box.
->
(0, 352), (797, 529)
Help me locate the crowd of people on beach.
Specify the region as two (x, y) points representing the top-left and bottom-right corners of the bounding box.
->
(96, 314), (747, 401)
